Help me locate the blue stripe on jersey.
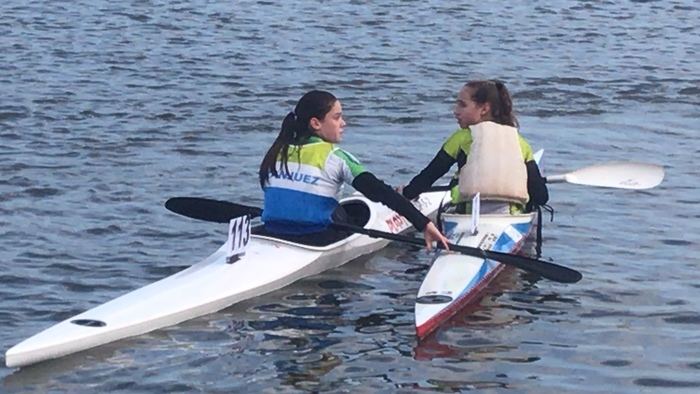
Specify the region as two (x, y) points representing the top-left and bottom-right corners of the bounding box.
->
(262, 187), (339, 234)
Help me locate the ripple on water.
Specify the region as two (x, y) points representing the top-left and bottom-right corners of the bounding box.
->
(660, 239), (694, 246)
(0, 107), (30, 121)
(634, 378), (700, 388)
(663, 314), (700, 324)
(601, 359), (633, 367)
(85, 224), (123, 236)
(317, 279), (374, 290)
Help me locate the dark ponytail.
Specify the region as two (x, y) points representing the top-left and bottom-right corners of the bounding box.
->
(466, 80), (518, 128)
(259, 90), (337, 188)
(259, 112), (298, 187)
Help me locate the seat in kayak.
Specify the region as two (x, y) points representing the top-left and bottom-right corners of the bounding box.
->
(252, 200), (371, 247)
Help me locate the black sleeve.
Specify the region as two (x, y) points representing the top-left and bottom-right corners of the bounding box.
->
(526, 160), (549, 206)
(402, 149), (456, 200)
(352, 172), (430, 231)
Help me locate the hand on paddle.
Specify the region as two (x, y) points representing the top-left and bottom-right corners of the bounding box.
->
(423, 222), (449, 251)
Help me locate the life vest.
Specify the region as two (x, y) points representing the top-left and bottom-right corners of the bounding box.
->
(458, 121), (529, 204)
(262, 136), (365, 234)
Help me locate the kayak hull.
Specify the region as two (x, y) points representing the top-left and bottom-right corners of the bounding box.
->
(6, 191), (448, 368)
(415, 212), (537, 339)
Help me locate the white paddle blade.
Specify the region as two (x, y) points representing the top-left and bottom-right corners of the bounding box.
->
(549, 162), (664, 189)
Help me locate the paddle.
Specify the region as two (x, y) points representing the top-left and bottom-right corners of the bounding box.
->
(424, 161), (664, 192)
(437, 161), (664, 192)
(545, 162), (664, 189)
(165, 197), (262, 223)
(164, 197), (582, 284)
(330, 222), (581, 284)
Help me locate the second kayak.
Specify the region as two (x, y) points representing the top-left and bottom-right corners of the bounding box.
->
(415, 211), (537, 338)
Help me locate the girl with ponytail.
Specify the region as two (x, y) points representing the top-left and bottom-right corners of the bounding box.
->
(259, 91), (335, 188)
(259, 90), (448, 250)
(399, 80), (548, 214)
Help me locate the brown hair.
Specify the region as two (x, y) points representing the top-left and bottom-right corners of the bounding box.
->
(465, 80), (518, 128)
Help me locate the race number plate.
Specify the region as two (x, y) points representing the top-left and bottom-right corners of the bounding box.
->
(226, 215), (251, 263)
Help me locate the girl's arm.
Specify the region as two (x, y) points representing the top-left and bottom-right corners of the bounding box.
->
(352, 172), (430, 231)
(401, 149), (456, 200)
(331, 147), (448, 249)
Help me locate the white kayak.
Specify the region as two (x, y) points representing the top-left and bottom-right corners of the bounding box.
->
(6, 191), (449, 368)
(415, 211), (537, 338)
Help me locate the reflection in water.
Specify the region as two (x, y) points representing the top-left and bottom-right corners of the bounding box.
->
(248, 285), (347, 390)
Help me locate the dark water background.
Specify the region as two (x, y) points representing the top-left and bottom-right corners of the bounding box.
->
(1, 1), (699, 392)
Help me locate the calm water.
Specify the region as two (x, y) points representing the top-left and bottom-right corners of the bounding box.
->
(1, 0), (699, 392)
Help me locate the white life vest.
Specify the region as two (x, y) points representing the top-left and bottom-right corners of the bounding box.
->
(458, 121), (529, 204)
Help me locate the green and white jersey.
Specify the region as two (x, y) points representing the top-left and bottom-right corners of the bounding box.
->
(262, 136), (366, 234)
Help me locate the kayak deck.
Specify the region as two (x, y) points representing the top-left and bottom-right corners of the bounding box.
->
(415, 212), (537, 339)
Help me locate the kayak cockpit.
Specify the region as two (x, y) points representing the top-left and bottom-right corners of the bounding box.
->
(251, 197), (372, 248)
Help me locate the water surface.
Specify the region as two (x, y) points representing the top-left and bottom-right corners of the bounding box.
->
(1, 1), (699, 392)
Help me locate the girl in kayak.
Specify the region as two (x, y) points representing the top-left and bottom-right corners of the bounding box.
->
(399, 80), (548, 214)
(259, 90), (449, 250)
